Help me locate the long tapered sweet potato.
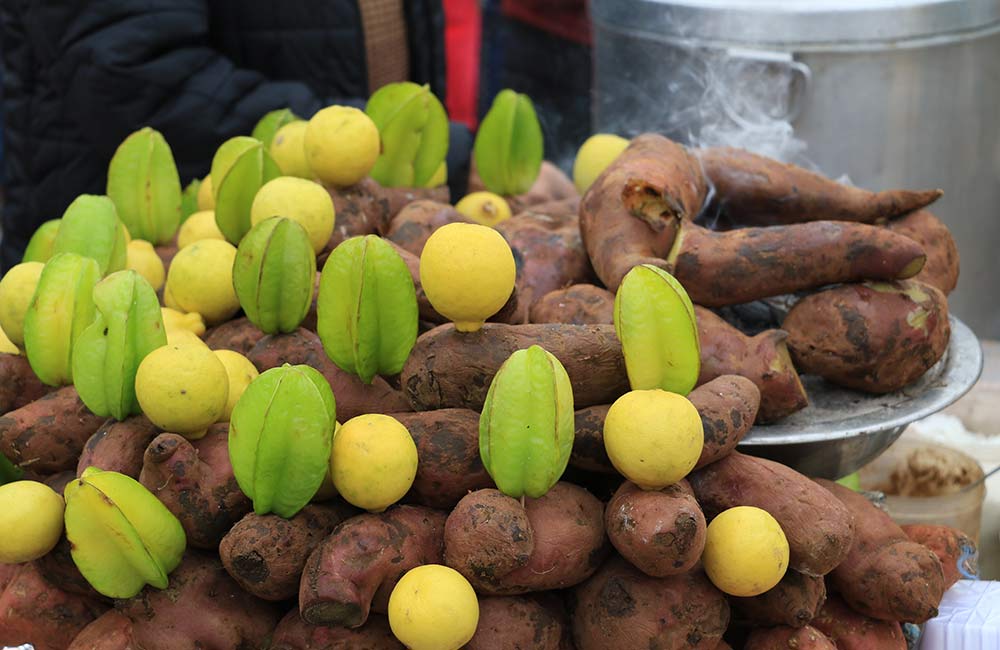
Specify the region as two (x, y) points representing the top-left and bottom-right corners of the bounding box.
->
(530, 284), (615, 325)
(697, 146), (942, 227)
(811, 594), (906, 650)
(402, 322), (629, 411)
(393, 409), (494, 508)
(901, 524), (976, 589)
(77, 416), (160, 478)
(385, 200), (470, 256)
(299, 505), (447, 628)
(68, 611), (137, 650)
(248, 328), (411, 420)
(0, 352), (50, 415)
(571, 557), (729, 650)
(204, 316), (267, 355)
(580, 134), (708, 291)
(139, 425), (251, 549)
(270, 609), (404, 650)
(730, 570), (826, 628)
(665, 219), (926, 307)
(816, 479), (945, 623)
(744, 625), (836, 650)
(695, 308), (807, 423)
(784, 280), (950, 393)
(690, 453), (854, 577)
(220, 502), (357, 601)
(466, 595), (570, 650)
(886, 209), (959, 294)
(0, 385), (106, 473)
(605, 479), (706, 577)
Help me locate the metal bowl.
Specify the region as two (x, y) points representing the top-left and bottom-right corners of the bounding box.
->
(740, 316), (983, 479)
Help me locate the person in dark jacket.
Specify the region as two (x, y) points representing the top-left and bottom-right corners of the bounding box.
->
(0, 0), (468, 272)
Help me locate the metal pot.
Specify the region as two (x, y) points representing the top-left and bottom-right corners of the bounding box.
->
(591, 0), (1000, 338)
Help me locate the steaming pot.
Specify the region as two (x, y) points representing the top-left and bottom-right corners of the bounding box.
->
(591, 0), (1000, 338)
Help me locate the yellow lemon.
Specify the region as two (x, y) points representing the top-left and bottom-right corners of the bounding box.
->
(166, 328), (207, 348)
(250, 177), (335, 254)
(126, 240), (165, 291)
(603, 389), (703, 489)
(304, 106), (380, 187)
(162, 281), (181, 311)
(388, 564), (479, 650)
(213, 349), (259, 422)
(135, 343), (229, 438)
(0, 481), (64, 563)
(177, 210), (225, 249)
(573, 134), (630, 194)
(270, 121), (312, 179)
(331, 414), (417, 512)
(0, 321), (17, 354)
(164, 240), (240, 325)
(454, 191), (512, 227)
(703, 506), (790, 597)
(161, 307), (206, 337)
(197, 174), (215, 210)
(419, 223), (516, 332)
(0, 261), (44, 346)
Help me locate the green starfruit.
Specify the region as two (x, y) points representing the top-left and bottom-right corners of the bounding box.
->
(251, 108), (300, 149)
(106, 127), (182, 245)
(365, 82), (449, 188)
(52, 195), (127, 276)
(473, 89), (544, 196)
(22, 219), (61, 263)
(181, 178), (202, 222)
(213, 138), (282, 243)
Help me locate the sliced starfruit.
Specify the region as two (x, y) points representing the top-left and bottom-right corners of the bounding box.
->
(366, 82), (449, 188)
(106, 127), (182, 245)
(474, 89), (544, 196)
(22, 219), (61, 263)
(51, 195), (127, 276)
(213, 138), (282, 243)
(251, 108), (300, 149)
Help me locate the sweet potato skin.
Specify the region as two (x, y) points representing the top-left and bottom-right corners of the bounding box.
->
(270, 610), (404, 650)
(784, 280), (950, 393)
(77, 416), (160, 478)
(220, 502), (358, 601)
(571, 557), (729, 650)
(730, 570), (826, 628)
(0, 352), (50, 414)
(569, 404), (614, 474)
(68, 611), (138, 650)
(887, 209), (959, 294)
(606, 479), (706, 577)
(402, 323), (629, 411)
(0, 385), (106, 473)
(901, 523), (976, 589)
(529, 284), (615, 325)
(690, 453), (854, 577)
(816, 479), (945, 623)
(139, 425), (251, 549)
(385, 239), (446, 324)
(744, 625), (836, 650)
(299, 505), (447, 628)
(204, 316), (267, 356)
(810, 594), (906, 650)
(696, 307), (807, 423)
(393, 409), (494, 508)
(466, 595), (570, 650)
(385, 200), (469, 256)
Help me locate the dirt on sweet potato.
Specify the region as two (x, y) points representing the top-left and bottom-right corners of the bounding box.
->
(77, 416), (160, 479)
(270, 609), (404, 650)
(203, 316), (266, 356)
(901, 524), (976, 589)
(529, 284), (615, 325)
(0, 352), (50, 415)
(730, 570), (826, 628)
(743, 625), (836, 650)
(465, 595), (571, 650)
(810, 594), (906, 650)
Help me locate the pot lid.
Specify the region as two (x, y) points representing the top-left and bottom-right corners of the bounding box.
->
(591, 0), (1000, 46)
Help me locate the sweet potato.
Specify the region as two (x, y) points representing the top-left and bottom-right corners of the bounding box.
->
(743, 625), (836, 650)
(0, 385), (106, 473)
(392, 409), (494, 508)
(0, 352), (50, 414)
(811, 594), (906, 650)
(697, 146), (941, 227)
(690, 453), (854, 577)
(385, 200), (469, 256)
(569, 404), (614, 474)
(299, 505), (447, 628)
(571, 557), (729, 650)
(117, 551), (282, 650)
(816, 479), (945, 623)
(155, 243), (179, 271)
(784, 280), (950, 394)
(886, 209), (959, 294)
(326, 178), (387, 250)
(696, 307), (807, 423)
(68, 611), (137, 650)
(901, 523), (977, 588)
(466, 595), (570, 650)
(470, 161), (579, 214)
(378, 184), (451, 226)
(0, 562), (107, 650)
(605, 479), (706, 577)
(220, 502), (358, 601)
(665, 219), (926, 307)
(139, 424), (251, 549)
(402, 323), (629, 411)
(730, 570), (826, 628)
(579, 133), (708, 291)
(270, 609), (404, 650)
(248, 328), (411, 420)
(385, 239), (447, 324)
(529, 284), (615, 325)
(444, 483), (608, 595)
(204, 316), (266, 355)
(77, 416), (160, 478)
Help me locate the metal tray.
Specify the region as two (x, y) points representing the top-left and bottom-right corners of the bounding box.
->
(740, 316), (984, 479)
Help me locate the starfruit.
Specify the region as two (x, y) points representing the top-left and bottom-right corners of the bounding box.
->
(212, 137), (282, 243)
(473, 89), (544, 196)
(479, 345), (574, 499)
(233, 217), (316, 334)
(181, 177), (202, 222)
(72, 270), (167, 420)
(106, 127), (182, 245)
(64, 467), (186, 599)
(23, 253), (101, 386)
(251, 108), (300, 149)
(51, 195), (127, 276)
(0, 454), (22, 485)
(22, 219), (61, 263)
(365, 82), (449, 188)
(317, 235), (418, 383)
(614, 264), (700, 395)
(229, 364), (336, 518)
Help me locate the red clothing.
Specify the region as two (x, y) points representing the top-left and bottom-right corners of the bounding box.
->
(501, 0), (591, 46)
(442, 0), (481, 129)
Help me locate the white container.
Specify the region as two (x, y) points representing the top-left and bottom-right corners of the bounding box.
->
(921, 580), (1000, 649)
